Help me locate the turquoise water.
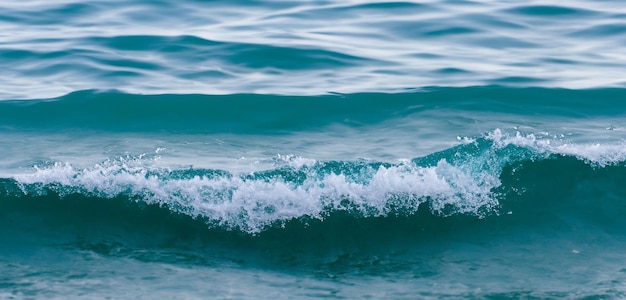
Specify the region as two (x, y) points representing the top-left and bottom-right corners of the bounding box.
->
(2, 1), (626, 299)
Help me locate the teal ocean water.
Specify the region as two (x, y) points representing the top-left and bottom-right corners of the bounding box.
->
(2, 1), (626, 299)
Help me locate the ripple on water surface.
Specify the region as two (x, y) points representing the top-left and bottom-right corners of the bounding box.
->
(0, 1), (625, 98)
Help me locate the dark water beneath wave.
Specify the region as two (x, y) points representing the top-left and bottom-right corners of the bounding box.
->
(2, 0), (626, 298)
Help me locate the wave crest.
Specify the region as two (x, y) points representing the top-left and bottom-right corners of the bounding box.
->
(9, 129), (626, 233)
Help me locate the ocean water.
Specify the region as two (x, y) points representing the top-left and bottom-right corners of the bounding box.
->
(2, 1), (626, 299)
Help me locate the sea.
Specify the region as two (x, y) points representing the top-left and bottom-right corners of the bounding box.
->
(1, 0), (626, 299)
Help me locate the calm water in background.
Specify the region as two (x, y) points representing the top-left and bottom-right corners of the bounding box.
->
(2, 0), (626, 98)
(2, 1), (626, 299)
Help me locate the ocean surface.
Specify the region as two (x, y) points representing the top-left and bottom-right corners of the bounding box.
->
(2, 0), (626, 299)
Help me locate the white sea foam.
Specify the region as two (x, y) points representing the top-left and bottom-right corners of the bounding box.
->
(273, 154), (317, 169)
(487, 128), (626, 166)
(14, 156), (499, 233)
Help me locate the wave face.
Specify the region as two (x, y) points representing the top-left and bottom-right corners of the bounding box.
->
(1, 87), (626, 133)
(1, 1), (626, 99)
